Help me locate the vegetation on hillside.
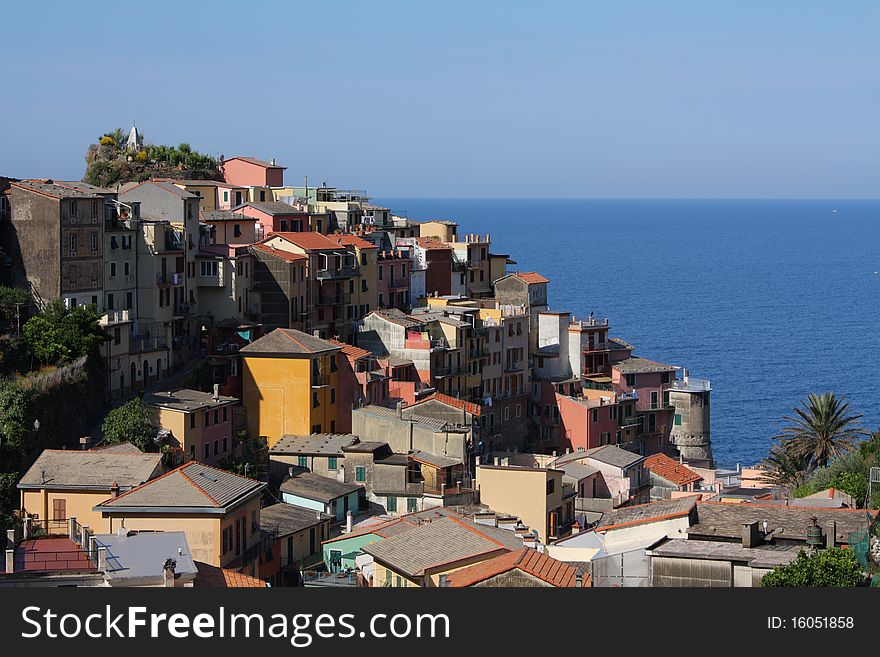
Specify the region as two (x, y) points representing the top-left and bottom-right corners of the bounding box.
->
(84, 128), (221, 188)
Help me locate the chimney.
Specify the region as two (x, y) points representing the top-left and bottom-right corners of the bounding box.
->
(313, 330), (321, 338)
(825, 521), (836, 549)
(213, 384), (220, 401)
(288, 466), (295, 478)
(97, 546), (108, 571)
(346, 511), (353, 534)
(575, 569), (584, 587)
(271, 157), (276, 166)
(110, 481), (120, 498)
(828, 487), (835, 499)
(438, 574), (449, 587)
(742, 521), (761, 548)
(163, 558), (177, 587)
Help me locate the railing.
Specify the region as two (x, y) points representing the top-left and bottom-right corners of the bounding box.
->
(572, 317), (608, 328)
(156, 272), (172, 285)
(387, 278), (408, 289)
(302, 570), (359, 587)
(315, 265), (358, 280)
(635, 399), (675, 412)
(619, 415), (644, 428)
(312, 293), (351, 306)
(617, 391), (639, 401)
(434, 366), (464, 378)
(503, 361), (523, 373)
(130, 335), (169, 352)
(671, 378), (711, 392)
(103, 309), (131, 325)
(312, 373), (329, 387)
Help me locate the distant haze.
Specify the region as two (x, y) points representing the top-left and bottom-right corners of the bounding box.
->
(1, 1), (878, 199)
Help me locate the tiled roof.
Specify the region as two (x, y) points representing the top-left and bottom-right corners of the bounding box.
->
(595, 496), (698, 532)
(250, 243), (307, 263)
(444, 547), (589, 587)
(269, 434), (360, 456)
(644, 453), (703, 487)
(333, 234), (378, 249)
(648, 539), (801, 569)
(327, 339), (372, 360)
(513, 271), (549, 284)
(409, 392), (482, 417)
(409, 450), (462, 469)
(554, 445), (644, 469)
(142, 388), (238, 413)
(367, 307), (424, 328)
(126, 180), (199, 200)
(260, 503), (333, 537)
(361, 516), (518, 577)
(236, 201), (301, 215)
(265, 231), (345, 251)
(239, 327), (340, 355)
(12, 180), (104, 199)
(280, 472), (363, 503)
(324, 508), (462, 544)
(194, 561), (269, 588)
(414, 237), (452, 250)
(224, 156), (286, 169)
(688, 502), (878, 544)
(558, 462), (599, 481)
(94, 462), (265, 511)
(354, 405), (450, 432)
(612, 357), (677, 374)
(18, 449), (164, 490)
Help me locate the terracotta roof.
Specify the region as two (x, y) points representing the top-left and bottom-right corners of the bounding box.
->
(414, 237), (452, 250)
(514, 271), (549, 284)
(327, 339), (372, 360)
(334, 234), (378, 250)
(612, 357), (678, 374)
(194, 561), (268, 588)
(224, 156), (286, 169)
(411, 392), (482, 417)
(250, 243), (307, 263)
(644, 453), (703, 487)
(444, 547), (589, 587)
(265, 231), (345, 251)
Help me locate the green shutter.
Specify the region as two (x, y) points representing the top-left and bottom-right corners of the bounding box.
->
(387, 496), (397, 512)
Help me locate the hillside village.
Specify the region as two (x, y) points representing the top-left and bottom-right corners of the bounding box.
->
(0, 130), (877, 588)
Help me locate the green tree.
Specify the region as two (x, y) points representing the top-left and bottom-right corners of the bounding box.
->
(773, 393), (866, 471)
(0, 382), (33, 449)
(761, 548), (864, 587)
(761, 442), (811, 489)
(101, 398), (158, 452)
(22, 301), (108, 365)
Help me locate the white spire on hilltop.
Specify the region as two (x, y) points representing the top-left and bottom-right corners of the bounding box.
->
(126, 122), (140, 151)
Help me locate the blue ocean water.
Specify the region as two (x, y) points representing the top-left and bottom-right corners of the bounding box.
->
(377, 198), (880, 468)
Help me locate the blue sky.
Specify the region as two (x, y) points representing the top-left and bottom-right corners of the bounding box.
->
(2, 1), (878, 198)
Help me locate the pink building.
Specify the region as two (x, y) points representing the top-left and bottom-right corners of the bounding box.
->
(221, 156), (286, 188)
(611, 357), (677, 455)
(329, 340), (390, 433)
(236, 201), (309, 241)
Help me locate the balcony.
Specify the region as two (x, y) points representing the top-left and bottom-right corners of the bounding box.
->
(387, 277), (409, 290)
(312, 292), (351, 306)
(315, 265), (358, 280)
(572, 317), (608, 328)
(671, 377), (712, 392)
(102, 309), (130, 325)
(635, 398), (675, 412)
(130, 335), (169, 353)
(311, 373), (329, 387)
(619, 415), (644, 428)
(503, 360), (524, 373)
(434, 366), (464, 378)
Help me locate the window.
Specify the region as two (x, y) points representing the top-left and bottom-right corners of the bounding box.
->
(361, 279), (367, 292)
(223, 191), (229, 203)
(205, 411), (210, 427)
(113, 327), (121, 345)
(234, 224), (242, 238)
(546, 479), (555, 495)
(355, 467), (366, 482)
(110, 262), (117, 277)
(190, 414), (196, 429)
(107, 293), (114, 309)
(124, 261), (130, 276)
(330, 388), (336, 404)
(360, 253), (367, 266)
(222, 437), (228, 452)
(591, 409), (598, 423)
(378, 265), (383, 280)
(190, 445), (195, 461)
(625, 374), (636, 387)
(407, 498), (418, 513)
(91, 233), (98, 251)
(312, 392), (319, 408)
(328, 457), (337, 471)
(204, 443), (210, 459)
(515, 404), (521, 417)
(503, 406), (509, 421)
(674, 414), (682, 426)
(126, 292), (133, 308)
(235, 191), (242, 206)
(70, 234), (77, 255)
(223, 406), (228, 422)
(259, 190), (266, 201)
(213, 439), (219, 456)
(298, 456), (308, 468)
(69, 201), (77, 217)
(214, 409), (219, 424)
(222, 526), (232, 553)
(387, 495), (397, 512)
(53, 498), (66, 521)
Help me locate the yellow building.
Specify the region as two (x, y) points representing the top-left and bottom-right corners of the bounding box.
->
(93, 461), (266, 573)
(142, 388), (240, 466)
(18, 447), (167, 533)
(332, 234), (378, 318)
(240, 327), (342, 447)
(362, 515), (522, 587)
(476, 464), (575, 543)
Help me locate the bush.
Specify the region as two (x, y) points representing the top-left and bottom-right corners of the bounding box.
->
(99, 135), (115, 146)
(135, 150), (148, 163)
(761, 548), (864, 587)
(22, 301), (108, 366)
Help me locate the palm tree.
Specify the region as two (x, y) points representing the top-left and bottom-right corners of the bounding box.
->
(760, 442), (811, 489)
(774, 393), (867, 470)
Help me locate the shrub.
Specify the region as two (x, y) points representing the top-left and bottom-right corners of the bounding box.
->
(99, 135), (115, 146)
(761, 548), (864, 587)
(102, 399), (158, 452)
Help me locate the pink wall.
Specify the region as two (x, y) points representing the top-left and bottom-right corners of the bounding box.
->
(556, 395), (620, 451)
(223, 159), (284, 187)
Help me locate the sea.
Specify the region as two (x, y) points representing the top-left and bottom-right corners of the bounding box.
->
(376, 198), (880, 469)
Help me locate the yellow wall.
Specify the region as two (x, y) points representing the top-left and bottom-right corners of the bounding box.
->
(21, 489), (111, 532)
(476, 466), (560, 543)
(242, 354), (340, 446)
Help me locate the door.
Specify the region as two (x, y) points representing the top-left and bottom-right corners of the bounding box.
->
(53, 498), (66, 521)
(651, 391), (659, 409)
